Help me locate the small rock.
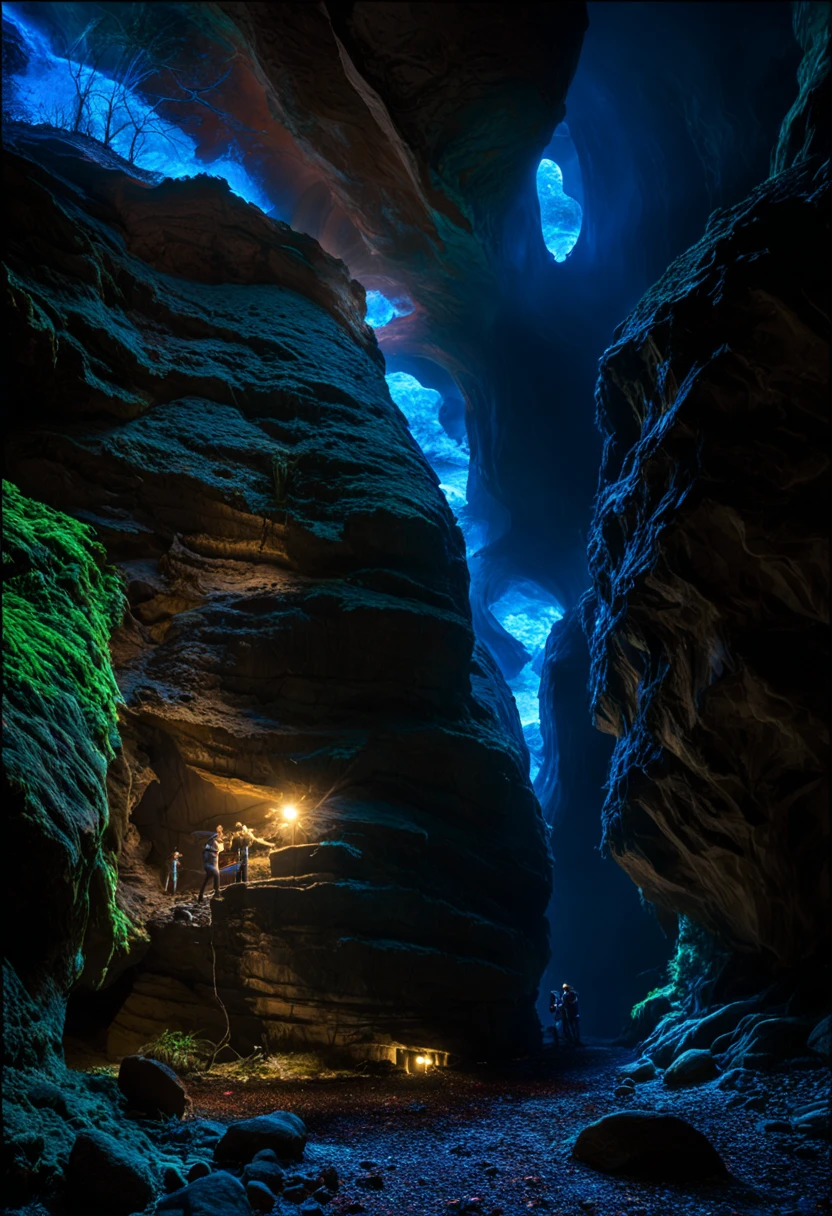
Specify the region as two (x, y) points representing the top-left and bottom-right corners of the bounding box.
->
(284, 1184), (308, 1203)
(215, 1111), (308, 1164)
(187, 1161), (212, 1182)
(483, 1165), (499, 1177)
(163, 1165), (187, 1192)
(319, 1166), (339, 1191)
(118, 1054), (190, 1119)
(794, 1144), (819, 1159)
(66, 1130), (155, 1216)
(356, 1173), (384, 1190)
(572, 1110), (727, 1180)
(312, 1188), (334, 1204)
(247, 1179), (277, 1212)
(156, 1170), (252, 1215)
(761, 1120), (792, 1133)
(620, 1059), (657, 1083)
(299, 1205), (323, 1216)
(713, 1067), (748, 1091)
(253, 1149), (280, 1164)
(742, 1095), (766, 1111)
(790, 1098), (831, 1137)
(614, 1085), (635, 1098)
(243, 1161), (285, 1194)
(172, 906), (193, 922)
(663, 1049), (718, 1088)
(358, 1160), (377, 1170)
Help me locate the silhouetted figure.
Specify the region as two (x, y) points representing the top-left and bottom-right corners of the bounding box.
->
(231, 823), (275, 884)
(193, 826), (225, 902)
(549, 989), (563, 1046)
(164, 850), (182, 895)
(562, 983), (581, 1044)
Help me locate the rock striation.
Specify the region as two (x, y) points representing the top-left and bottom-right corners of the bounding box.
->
(587, 137), (830, 963)
(4, 128), (551, 1071)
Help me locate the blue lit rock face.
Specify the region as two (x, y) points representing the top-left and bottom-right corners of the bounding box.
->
(536, 158), (583, 262)
(4, 130), (551, 1109)
(3, 7), (272, 211)
(386, 372), (561, 779)
(364, 289), (414, 329)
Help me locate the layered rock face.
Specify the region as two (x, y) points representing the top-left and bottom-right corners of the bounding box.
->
(4, 128), (550, 1063)
(586, 142), (829, 964)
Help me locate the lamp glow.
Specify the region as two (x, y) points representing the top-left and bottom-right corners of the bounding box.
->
(416, 1056), (426, 1064)
(283, 806), (298, 821)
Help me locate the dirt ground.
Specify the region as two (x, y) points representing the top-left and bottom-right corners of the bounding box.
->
(179, 1043), (830, 1216)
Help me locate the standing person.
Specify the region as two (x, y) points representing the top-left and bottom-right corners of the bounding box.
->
(548, 988), (563, 1047)
(164, 850), (182, 895)
(192, 825), (225, 902)
(232, 823), (275, 884)
(562, 983), (581, 1044)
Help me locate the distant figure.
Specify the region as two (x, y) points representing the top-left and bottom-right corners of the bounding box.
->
(549, 988), (563, 1046)
(164, 850), (182, 895)
(562, 983), (581, 1044)
(231, 823), (274, 884)
(192, 825), (225, 902)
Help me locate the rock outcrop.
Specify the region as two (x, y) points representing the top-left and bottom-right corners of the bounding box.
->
(4, 128), (551, 1070)
(587, 145), (830, 968)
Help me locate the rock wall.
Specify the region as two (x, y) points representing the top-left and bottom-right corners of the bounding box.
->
(586, 87), (830, 975)
(3, 128), (551, 1064)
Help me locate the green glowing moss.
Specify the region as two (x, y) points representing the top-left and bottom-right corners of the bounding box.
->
(630, 916), (716, 1020)
(2, 480), (124, 754)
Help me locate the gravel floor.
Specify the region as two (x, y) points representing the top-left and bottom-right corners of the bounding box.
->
(185, 1044), (831, 1216)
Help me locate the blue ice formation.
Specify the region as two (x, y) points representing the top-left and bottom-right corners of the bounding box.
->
(365, 290), (414, 329)
(386, 371), (561, 783)
(3, 6), (273, 212)
(536, 159), (582, 262)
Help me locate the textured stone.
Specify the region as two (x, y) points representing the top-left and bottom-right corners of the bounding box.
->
(215, 1112), (308, 1164)
(619, 1058), (658, 1082)
(66, 1129), (155, 1216)
(807, 1013), (832, 1063)
(663, 1049), (718, 1088)
(587, 152), (830, 967)
(118, 1055), (190, 1119)
(156, 1170), (253, 1214)
(572, 1110), (727, 1180)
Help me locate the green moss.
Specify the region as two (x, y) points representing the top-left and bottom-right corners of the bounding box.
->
(2, 480), (124, 754)
(630, 915), (716, 1020)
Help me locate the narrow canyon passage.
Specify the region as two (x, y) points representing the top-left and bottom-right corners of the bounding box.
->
(2, 3), (828, 1216)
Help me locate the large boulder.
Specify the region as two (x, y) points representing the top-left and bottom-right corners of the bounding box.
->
(572, 1111), (727, 1180)
(66, 1129), (156, 1216)
(663, 1049), (718, 1088)
(156, 1171), (253, 1215)
(214, 1113), (308, 1164)
(118, 1055), (190, 1119)
(807, 1014), (832, 1064)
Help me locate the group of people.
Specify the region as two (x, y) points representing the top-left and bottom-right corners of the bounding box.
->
(163, 822), (278, 901)
(549, 983), (581, 1045)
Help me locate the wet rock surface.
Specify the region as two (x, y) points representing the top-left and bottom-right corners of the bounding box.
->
(66, 1128), (155, 1216)
(215, 1112), (308, 1164)
(572, 1110), (726, 1180)
(118, 1055), (190, 1119)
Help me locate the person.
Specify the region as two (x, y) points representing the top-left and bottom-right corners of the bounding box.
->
(548, 988), (563, 1046)
(231, 823), (274, 885)
(192, 825), (225, 902)
(164, 850), (182, 895)
(561, 983), (581, 1044)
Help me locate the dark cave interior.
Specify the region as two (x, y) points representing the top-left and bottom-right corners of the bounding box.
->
(1, 2), (829, 1215)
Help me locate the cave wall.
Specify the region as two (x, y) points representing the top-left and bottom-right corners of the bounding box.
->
(585, 1), (830, 977)
(3, 125), (551, 1067)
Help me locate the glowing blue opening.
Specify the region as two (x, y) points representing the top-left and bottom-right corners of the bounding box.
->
(386, 371), (561, 782)
(3, 6), (273, 212)
(365, 290), (414, 329)
(536, 159), (582, 262)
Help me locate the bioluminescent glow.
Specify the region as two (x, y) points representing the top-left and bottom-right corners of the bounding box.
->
(386, 371), (561, 782)
(489, 585), (563, 777)
(365, 290), (414, 329)
(536, 159), (582, 262)
(3, 7), (273, 212)
(385, 372), (469, 512)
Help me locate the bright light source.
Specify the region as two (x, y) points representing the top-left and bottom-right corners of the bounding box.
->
(416, 1056), (426, 1065)
(283, 805), (298, 821)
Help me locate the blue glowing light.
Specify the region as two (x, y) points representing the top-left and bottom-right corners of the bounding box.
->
(536, 159), (582, 262)
(3, 6), (273, 212)
(386, 371), (562, 783)
(365, 290), (414, 329)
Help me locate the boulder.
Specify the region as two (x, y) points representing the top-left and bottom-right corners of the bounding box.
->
(790, 1098), (832, 1139)
(118, 1055), (190, 1119)
(247, 1180), (276, 1212)
(663, 1049), (718, 1088)
(66, 1130), (156, 1216)
(188, 1161), (213, 1182)
(620, 1058), (657, 1082)
(243, 1160), (285, 1193)
(807, 1014), (832, 1064)
(215, 1113), (308, 1164)
(572, 1111), (727, 1180)
(156, 1170), (253, 1214)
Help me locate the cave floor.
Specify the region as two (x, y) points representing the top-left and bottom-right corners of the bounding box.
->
(175, 1044), (828, 1216)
